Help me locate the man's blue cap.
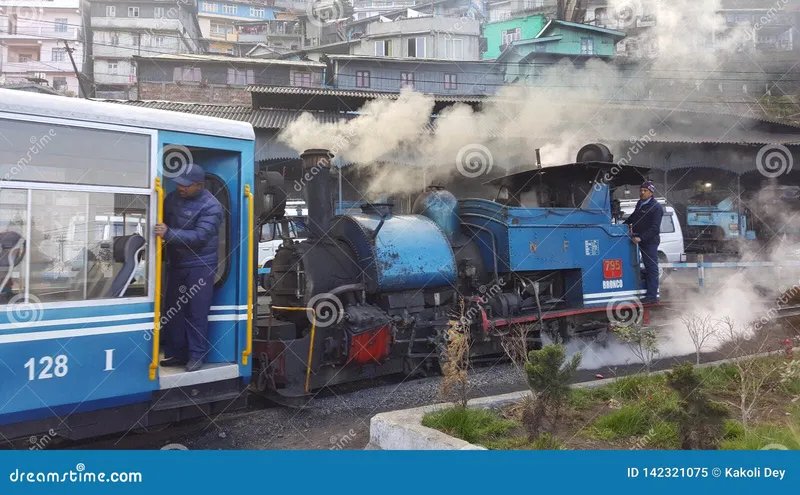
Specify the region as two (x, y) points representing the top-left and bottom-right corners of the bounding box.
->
(173, 163), (205, 187)
(641, 181), (655, 192)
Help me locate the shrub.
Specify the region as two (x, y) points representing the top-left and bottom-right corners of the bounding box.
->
(523, 344), (582, 440)
(614, 324), (660, 373)
(665, 363), (729, 450)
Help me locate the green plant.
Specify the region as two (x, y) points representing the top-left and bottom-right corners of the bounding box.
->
(523, 344), (582, 440)
(590, 406), (651, 438)
(646, 422), (680, 449)
(720, 422), (800, 450)
(718, 317), (782, 428)
(665, 363), (729, 450)
(421, 406), (516, 444)
(723, 419), (745, 440)
(614, 324), (660, 373)
(530, 432), (563, 450)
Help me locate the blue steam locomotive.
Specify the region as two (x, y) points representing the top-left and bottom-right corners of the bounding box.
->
(253, 145), (656, 402)
(0, 92), (655, 444)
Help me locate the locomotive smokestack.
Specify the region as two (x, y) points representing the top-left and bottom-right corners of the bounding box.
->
(300, 149), (334, 240)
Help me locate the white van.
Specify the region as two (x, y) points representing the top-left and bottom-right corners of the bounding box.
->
(619, 198), (685, 279)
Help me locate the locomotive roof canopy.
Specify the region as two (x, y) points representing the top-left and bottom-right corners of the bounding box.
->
(484, 161), (653, 192)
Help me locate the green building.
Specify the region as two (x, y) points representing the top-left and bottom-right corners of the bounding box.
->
(482, 15), (626, 84)
(482, 14), (548, 61)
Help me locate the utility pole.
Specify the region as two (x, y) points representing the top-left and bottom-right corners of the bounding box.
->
(62, 40), (90, 98)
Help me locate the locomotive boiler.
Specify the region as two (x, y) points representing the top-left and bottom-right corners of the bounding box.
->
(251, 146), (655, 402)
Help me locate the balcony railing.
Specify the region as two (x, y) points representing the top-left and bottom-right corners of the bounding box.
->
(0, 60), (80, 73)
(0, 25), (80, 40)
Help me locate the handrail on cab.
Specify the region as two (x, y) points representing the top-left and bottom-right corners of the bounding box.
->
(270, 306), (317, 393)
(241, 184), (254, 366)
(150, 177), (165, 381)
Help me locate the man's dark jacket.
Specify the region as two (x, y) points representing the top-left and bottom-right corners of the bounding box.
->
(624, 198), (664, 246)
(163, 189), (223, 268)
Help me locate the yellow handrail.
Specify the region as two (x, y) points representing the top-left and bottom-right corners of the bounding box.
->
(149, 177), (165, 381)
(241, 184), (255, 366)
(270, 306), (317, 393)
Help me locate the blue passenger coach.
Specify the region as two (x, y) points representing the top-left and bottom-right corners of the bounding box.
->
(0, 90), (256, 441)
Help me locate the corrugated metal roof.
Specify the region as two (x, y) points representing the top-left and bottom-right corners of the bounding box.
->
(246, 85), (488, 102)
(99, 99), (800, 145)
(132, 54), (325, 68)
(98, 100), (362, 129)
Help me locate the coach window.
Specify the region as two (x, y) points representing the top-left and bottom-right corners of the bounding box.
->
(27, 191), (150, 303)
(0, 119), (150, 187)
(0, 189), (30, 304)
(0, 117), (151, 307)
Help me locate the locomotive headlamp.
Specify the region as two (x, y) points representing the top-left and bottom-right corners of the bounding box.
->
(255, 168), (286, 222)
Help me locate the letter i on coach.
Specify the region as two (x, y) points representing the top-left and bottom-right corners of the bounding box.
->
(628, 468), (639, 477)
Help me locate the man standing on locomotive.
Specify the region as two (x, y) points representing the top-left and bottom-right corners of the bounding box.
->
(154, 164), (223, 372)
(624, 182), (663, 304)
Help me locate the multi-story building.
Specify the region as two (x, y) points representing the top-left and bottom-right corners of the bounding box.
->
(351, 14), (483, 60)
(88, 0), (203, 99)
(134, 52), (325, 103)
(197, 0), (303, 56)
(351, 0), (419, 21)
(485, 14), (625, 84)
(0, 0), (85, 96)
(325, 54), (503, 94)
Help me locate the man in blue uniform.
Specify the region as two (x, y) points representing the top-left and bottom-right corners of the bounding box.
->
(623, 182), (663, 304)
(154, 164), (223, 372)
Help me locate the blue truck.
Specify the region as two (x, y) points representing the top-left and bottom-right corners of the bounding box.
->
(684, 193), (756, 254)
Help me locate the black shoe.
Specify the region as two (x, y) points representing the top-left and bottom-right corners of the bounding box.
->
(160, 357), (187, 367)
(186, 359), (204, 372)
(640, 297), (659, 305)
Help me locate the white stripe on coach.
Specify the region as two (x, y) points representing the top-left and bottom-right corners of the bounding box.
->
(0, 312), (155, 332)
(0, 322), (152, 344)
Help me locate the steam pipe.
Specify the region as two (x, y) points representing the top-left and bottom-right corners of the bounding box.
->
(300, 149), (334, 240)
